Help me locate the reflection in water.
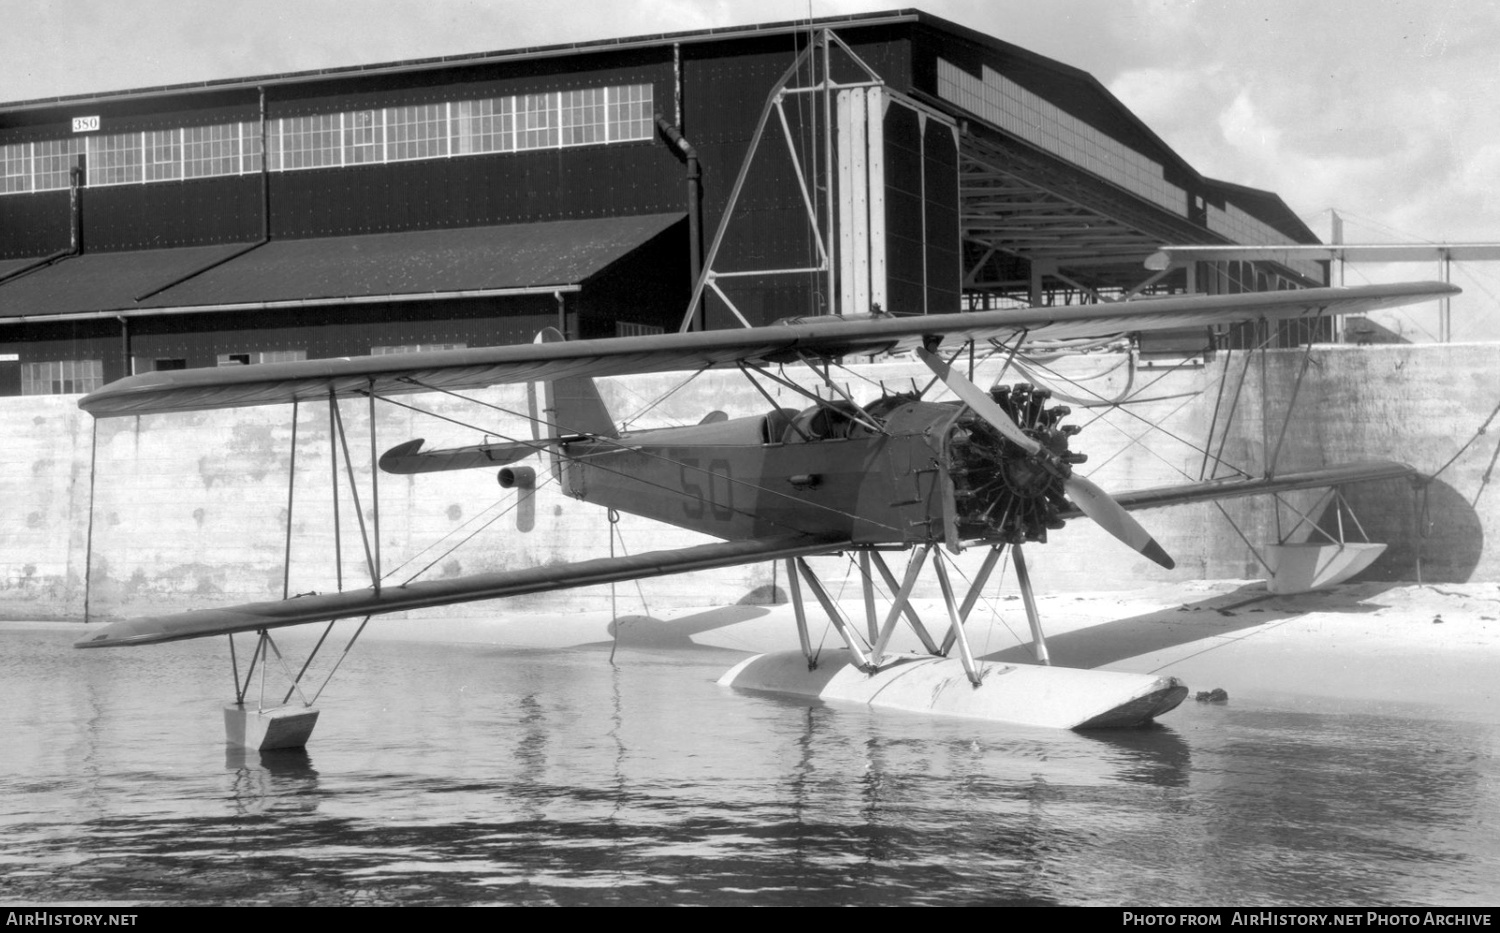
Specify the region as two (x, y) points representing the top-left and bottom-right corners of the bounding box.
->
(226, 749), (320, 818)
(0, 623), (1496, 906)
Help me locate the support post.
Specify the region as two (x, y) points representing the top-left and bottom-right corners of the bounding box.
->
(368, 383), (381, 596)
(330, 395), (379, 590)
(869, 547), (940, 656)
(870, 544), (936, 663)
(1012, 543), (1050, 666)
(858, 549), (879, 644)
(794, 558), (873, 670)
(328, 392), (343, 592)
(283, 400), (298, 599)
(940, 545), (1004, 655)
(785, 557), (815, 668)
(83, 420), (98, 624)
(932, 552), (982, 686)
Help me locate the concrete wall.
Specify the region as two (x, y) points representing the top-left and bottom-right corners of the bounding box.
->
(2, 342), (1496, 623)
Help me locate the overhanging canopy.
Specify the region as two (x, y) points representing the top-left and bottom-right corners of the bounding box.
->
(0, 212), (685, 322)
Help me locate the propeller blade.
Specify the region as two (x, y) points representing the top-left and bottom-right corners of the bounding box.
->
(915, 347), (1041, 455)
(916, 345), (1174, 569)
(1064, 474), (1175, 569)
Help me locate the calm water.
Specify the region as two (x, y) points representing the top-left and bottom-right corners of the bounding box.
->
(1, 621), (1497, 907)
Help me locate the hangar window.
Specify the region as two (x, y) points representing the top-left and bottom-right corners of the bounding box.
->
(217, 350), (307, 366)
(32, 139), (84, 191)
(20, 360), (103, 396)
(88, 132), (143, 186)
(452, 97), (513, 155)
(616, 322), (664, 338)
(0, 84), (650, 197)
(387, 104), (448, 161)
(278, 114), (342, 170)
(561, 88), (608, 146)
(371, 343), (467, 355)
(145, 129), (182, 181)
(344, 109), (384, 164)
(516, 93), (559, 150)
(608, 84), (653, 141)
(1, 143), (30, 193)
(184, 124), (243, 177)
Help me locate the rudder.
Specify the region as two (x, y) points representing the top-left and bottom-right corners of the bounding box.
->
(534, 327), (618, 438)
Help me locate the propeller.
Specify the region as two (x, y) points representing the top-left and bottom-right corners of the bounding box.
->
(916, 347), (1174, 569)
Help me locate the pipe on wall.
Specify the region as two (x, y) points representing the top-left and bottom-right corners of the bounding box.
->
(654, 114), (703, 331)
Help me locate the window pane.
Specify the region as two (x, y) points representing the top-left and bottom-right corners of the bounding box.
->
(344, 109), (383, 164)
(609, 84), (653, 141)
(452, 97), (512, 155)
(1, 143), (32, 194)
(516, 93), (557, 150)
(370, 343), (467, 355)
(241, 122), (263, 173)
(89, 133), (143, 186)
(280, 114), (341, 170)
(184, 124), (241, 178)
(387, 104), (447, 161)
(21, 360), (103, 395)
(145, 129), (182, 181)
(561, 88), (607, 146)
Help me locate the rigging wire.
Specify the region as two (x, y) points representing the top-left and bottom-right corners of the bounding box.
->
(616, 366), (711, 430)
(1016, 346), (1255, 481)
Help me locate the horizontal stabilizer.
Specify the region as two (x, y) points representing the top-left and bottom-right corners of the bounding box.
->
(76, 534), (848, 649)
(379, 438), (540, 474)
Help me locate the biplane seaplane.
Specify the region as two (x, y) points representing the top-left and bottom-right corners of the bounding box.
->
(71, 279), (1455, 748)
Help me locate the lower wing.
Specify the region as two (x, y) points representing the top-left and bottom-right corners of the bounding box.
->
(1065, 461), (1418, 516)
(76, 534), (846, 648)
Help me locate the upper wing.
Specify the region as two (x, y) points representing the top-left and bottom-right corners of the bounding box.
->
(76, 533), (847, 648)
(79, 282), (1455, 417)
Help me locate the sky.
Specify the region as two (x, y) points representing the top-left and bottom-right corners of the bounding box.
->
(4, 0), (1498, 340)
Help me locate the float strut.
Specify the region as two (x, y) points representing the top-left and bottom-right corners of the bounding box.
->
(793, 557), (873, 670)
(1012, 543), (1050, 666)
(785, 557), (815, 669)
(870, 546), (941, 658)
(933, 552), (983, 686)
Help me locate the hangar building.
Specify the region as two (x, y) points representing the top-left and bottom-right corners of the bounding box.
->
(0, 8), (1322, 398)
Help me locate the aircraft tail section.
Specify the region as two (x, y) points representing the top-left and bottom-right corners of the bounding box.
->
(534, 327), (618, 438)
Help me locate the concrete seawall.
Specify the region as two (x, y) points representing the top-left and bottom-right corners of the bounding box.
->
(3, 342), (1496, 623)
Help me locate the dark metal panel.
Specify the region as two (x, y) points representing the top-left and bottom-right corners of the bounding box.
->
(923, 117), (961, 314)
(883, 102), (927, 315)
(0, 191), (71, 259)
(84, 176), (263, 251)
(0, 318), (128, 384)
(574, 217), (689, 339)
(265, 143), (679, 239)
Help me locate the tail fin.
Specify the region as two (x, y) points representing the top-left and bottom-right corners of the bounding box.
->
(534, 327), (618, 438)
